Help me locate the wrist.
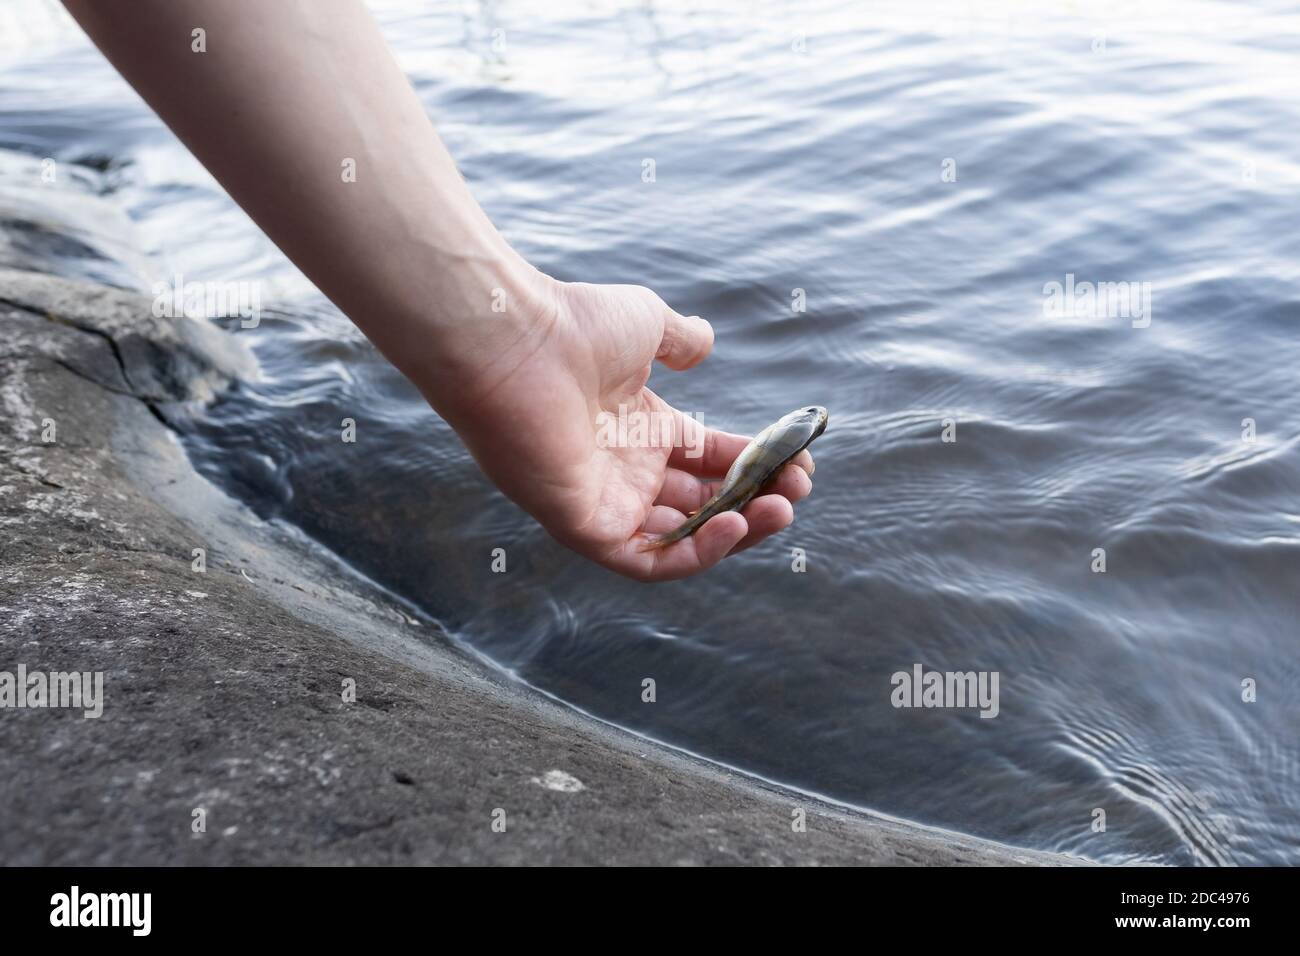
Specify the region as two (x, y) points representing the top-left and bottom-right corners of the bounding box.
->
(395, 243), (560, 409)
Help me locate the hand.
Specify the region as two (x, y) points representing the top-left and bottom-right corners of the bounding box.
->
(58, 0), (812, 582)
(425, 276), (815, 581)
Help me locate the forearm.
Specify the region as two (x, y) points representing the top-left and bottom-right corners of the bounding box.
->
(62, 0), (550, 400)
(62, 0), (792, 579)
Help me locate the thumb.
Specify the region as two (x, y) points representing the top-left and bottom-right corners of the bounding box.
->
(656, 310), (714, 371)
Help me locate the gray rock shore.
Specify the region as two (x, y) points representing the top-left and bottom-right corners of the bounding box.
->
(0, 266), (1077, 866)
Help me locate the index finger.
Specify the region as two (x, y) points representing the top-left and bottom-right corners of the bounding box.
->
(667, 412), (814, 478)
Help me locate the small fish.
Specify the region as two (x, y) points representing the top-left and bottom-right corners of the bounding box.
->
(642, 405), (828, 550)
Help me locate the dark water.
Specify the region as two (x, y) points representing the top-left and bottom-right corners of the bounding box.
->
(4, 0), (1299, 864)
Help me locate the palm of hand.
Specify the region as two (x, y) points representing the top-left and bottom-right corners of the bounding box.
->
(442, 280), (813, 581)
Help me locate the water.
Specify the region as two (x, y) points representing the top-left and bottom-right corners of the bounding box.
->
(3, 0), (1299, 864)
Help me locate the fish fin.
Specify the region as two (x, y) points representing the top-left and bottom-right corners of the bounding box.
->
(637, 533), (676, 553)
(639, 501), (722, 552)
(637, 521), (695, 552)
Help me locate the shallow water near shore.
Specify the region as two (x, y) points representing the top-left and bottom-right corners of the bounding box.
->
(4, 0), (1300, 864)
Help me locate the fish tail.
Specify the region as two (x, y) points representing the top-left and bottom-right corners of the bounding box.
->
(637, 513), (708, 552)
(638, 490), (754, 552)
(637, 527), (689, 552)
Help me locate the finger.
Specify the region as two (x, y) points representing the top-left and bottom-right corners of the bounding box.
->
(650, 511), (748, 579)
(654, 463), (812, 514)
(667, 412), (816, 479)
(691, 510), (750, 566)
(653, 468), (715, 514)
(656, 310), (713, 371)
(767, 462), (813, 503)
(615, 507), (747, 581)
(666, 419), (749, 477)
(726, 493), (796, 556)
(639, 503), (695, 534)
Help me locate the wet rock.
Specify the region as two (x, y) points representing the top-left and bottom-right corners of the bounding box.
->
(0, 266), (255, 403)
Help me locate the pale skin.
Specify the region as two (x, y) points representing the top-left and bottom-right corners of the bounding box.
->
(62, 0), (815, 581)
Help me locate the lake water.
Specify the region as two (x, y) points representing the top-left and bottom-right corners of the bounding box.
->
(3, 0), (1299, 864)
